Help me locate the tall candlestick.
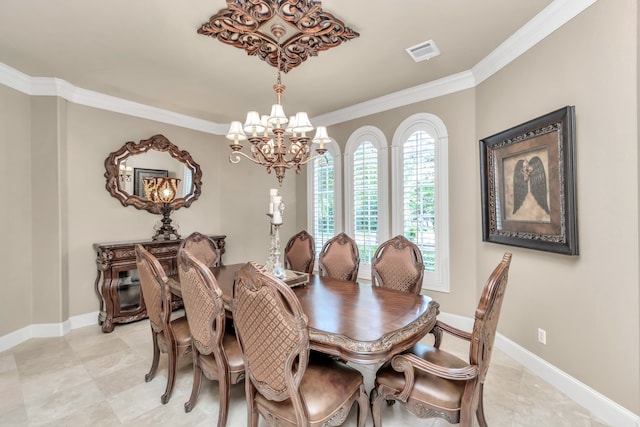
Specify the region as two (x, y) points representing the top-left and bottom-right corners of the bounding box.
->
(265, 192), (284, 277)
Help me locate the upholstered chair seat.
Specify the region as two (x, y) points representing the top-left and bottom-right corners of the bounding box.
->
(194, 331), (244, 378)
(375, 344), (468, 420)
(255, 356), (365, 425)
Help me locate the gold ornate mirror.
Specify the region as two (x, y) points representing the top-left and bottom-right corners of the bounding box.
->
(104, 134), (202, 214)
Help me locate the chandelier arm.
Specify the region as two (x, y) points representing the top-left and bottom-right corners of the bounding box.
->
(229, 151), (264, 165)
(297, 153), (328, 167)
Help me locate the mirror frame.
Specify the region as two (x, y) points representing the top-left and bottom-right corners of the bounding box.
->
(104, 134), (202, 214)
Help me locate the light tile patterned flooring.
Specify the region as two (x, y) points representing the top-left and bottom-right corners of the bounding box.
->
(0, 315), (610, 426)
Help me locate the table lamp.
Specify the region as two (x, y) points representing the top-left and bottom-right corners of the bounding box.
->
(144, 177), (181, 241)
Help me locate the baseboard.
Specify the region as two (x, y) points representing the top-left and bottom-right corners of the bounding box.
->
(437, 312), (640, 427)
(0, 311), (99, 352)
(2, 310), (639, 426)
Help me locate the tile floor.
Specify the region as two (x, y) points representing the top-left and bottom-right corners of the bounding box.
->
(0, 315), (610, 426)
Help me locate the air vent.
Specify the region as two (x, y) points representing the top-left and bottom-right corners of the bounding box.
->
(406, 39), (440, 62)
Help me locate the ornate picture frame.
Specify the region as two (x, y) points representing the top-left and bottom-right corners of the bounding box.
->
(479, 106), (578, 255)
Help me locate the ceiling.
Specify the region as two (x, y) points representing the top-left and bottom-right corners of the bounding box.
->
(0, 0), (556, 127)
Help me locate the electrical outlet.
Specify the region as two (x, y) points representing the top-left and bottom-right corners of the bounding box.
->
(537, 328), (547, 345)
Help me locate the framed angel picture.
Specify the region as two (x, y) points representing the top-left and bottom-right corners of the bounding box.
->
(479, 106), (578, 255)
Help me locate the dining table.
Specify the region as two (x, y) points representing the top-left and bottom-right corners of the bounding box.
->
(170, 263), (439, 365)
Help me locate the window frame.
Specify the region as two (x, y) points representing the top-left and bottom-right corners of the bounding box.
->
(307, 138), (342, 268)
(345, 126), (389, 280)
(391, 113), (450, 292)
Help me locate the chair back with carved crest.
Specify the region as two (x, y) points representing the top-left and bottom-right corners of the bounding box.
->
(318, 232), (360, 282)
(178, 232), (221, 268)
(284, 229), (315, 274)
(371, 235), (424, 294)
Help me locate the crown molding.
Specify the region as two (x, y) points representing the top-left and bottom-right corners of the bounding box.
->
(313, 71), (476, 127)
(0, 0), (597, 133)
(0, 62), (31, 94)
(472, 0), (599, 84)
(0, 63), (227, 135)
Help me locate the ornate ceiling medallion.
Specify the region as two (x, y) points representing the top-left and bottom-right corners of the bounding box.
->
(198, 0), (359, 73)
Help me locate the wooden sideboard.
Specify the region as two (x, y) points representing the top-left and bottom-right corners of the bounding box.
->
(94, 235), (226, 332)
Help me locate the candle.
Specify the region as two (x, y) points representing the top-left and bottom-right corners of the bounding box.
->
(272, 195), (283, 224)
(272, 211), (282, 225)
(273, 195), (281, 211)
(269, 188), (278, 214)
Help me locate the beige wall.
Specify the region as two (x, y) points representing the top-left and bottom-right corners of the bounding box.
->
(476, 0), (639, 411)
(0, 85), (32, 334)
(31, 97), (67, 324)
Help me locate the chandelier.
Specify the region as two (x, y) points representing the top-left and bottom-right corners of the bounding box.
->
(225, 26), (331, 184)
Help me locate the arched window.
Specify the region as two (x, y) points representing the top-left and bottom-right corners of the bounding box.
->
(392, 114), (449, 292)
(345, 126), (388, 279)
(307, 139), (342, 260)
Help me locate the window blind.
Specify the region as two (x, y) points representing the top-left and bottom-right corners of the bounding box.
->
(403, 131), (436, 271)
(313, 153), (335, 255)
(353, 142), (378, 264)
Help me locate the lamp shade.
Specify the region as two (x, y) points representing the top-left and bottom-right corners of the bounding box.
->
(143, 178), (158, 201)
(285, 115), (298, 134)
(156, 178), (181, 203)
(293, 112), (313, 133)
(268, 104), (288, 128)
(243, 111), (265, 136)
(226, 121), (248, 141)
(312, 126), (331, 146)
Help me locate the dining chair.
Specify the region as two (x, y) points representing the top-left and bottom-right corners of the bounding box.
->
(371, 252), (513, 427)
(134, 244), (191, 404)
(232, 261), (369, 427)
(371, 235), (424, 294)
(318, 232), (360, 282)
(177, 247), (245, 427)
(178, 231), (222, 268)
(284, 229), (315, 274)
